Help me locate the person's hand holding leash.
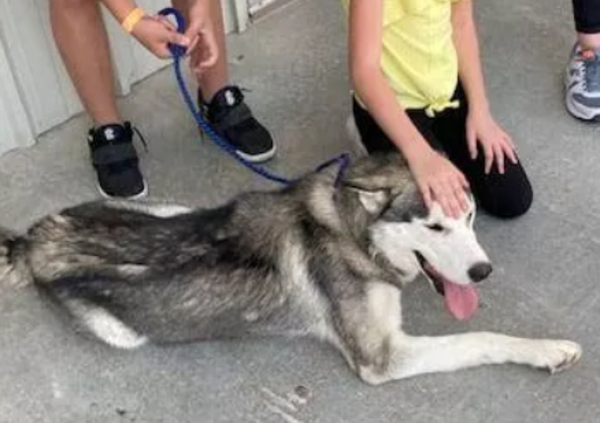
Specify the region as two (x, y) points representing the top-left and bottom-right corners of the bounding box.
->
(104, 0), (218, 68)
(466, 109), (518, 175)
(130, 14), (191, 58)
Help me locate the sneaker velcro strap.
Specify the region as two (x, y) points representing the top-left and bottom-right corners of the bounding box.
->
(211, 102), (253, 133)
(91, 142), (138, 166)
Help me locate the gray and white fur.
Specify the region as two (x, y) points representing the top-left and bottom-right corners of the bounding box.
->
(0, 154), (581, 384)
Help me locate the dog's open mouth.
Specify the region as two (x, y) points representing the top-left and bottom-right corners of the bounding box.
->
(415, 252), (479, 321)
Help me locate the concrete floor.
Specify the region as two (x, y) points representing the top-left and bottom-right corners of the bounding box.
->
(1, 0), (599, 421)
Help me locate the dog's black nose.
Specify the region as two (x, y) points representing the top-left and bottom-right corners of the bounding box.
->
(468, 262), (493, 283)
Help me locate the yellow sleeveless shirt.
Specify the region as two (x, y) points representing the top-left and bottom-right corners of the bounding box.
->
(342, 0), (465, 116)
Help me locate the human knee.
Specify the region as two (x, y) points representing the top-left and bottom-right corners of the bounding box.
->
(480, 182), (533, 219)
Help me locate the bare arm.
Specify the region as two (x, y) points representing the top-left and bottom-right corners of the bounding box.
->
(348, 0), (430, 166)
(99, 0), (140, 23)
(451, 0), (517, 173)
(451, 0), (490, 112)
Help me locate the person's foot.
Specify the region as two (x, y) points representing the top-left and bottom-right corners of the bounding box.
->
(87, 122), (147, 199)
(565, 45), (600, 122)
(203, 86), (276, 163)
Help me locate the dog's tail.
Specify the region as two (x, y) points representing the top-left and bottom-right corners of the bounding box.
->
(0, 227), (30, 287)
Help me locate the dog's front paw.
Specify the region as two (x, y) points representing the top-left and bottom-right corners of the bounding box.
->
(534, 340), (582, 374)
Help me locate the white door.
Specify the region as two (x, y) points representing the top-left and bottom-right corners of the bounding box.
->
(0, 39), (34, 153)
(0, 0), (244, 157)
(0, 0), (84, 138)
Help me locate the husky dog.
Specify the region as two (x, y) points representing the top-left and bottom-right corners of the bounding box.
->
(0, 154), (581, 384)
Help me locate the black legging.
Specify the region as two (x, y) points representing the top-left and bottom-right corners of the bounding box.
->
(573, 0), (600, 34)
(352, 84), (533, 219)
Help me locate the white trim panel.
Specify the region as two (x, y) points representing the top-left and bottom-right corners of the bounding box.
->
(0, 39), (34, 155)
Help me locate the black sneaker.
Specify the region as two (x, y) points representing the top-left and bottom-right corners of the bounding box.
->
(87, 122), (147, 199)
(203, 86), (276, 163)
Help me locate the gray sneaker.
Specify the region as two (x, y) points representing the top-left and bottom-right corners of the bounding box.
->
(565, 45), (600, 122)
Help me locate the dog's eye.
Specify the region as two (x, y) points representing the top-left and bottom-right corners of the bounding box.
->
(426, 223), (445, 232)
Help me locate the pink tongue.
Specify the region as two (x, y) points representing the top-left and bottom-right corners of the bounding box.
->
(443, 281), (479, 321)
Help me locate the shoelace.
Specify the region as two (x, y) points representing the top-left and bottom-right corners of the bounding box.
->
(89, 125), (148, 152)
(578, 49), (600, 92)
(132, 126), (149, 153)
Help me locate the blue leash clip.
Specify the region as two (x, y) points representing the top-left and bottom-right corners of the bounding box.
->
(158, 7), (350, 186)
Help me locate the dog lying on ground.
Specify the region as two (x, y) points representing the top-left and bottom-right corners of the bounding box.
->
(0, 154), (581, 384)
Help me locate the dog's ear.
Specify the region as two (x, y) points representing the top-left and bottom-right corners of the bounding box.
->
(343, 153), (413, 194)
(342, 153), (413, 215)
(353, 190), (390, 215)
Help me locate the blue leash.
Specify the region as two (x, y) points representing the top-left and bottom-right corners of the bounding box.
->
(158, 8), (350, 186)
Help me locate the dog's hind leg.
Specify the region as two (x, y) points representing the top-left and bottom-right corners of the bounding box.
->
(65, 299), (148, 349)
(358, 332), (582, 385)
(41, 271), (151, 349)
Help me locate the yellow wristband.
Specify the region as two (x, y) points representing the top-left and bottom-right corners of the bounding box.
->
(121, 8), (145, 33)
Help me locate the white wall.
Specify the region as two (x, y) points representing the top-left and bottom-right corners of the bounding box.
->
(0, 0), (244, 157)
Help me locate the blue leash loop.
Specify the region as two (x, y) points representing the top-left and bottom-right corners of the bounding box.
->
(158, 8), (350, 186)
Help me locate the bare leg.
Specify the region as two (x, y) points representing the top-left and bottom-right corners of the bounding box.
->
(50, 0), (122, 126)
(578, 32), (600, 51)
(172, 0), (229, 101)
(573, 0), (600, 50)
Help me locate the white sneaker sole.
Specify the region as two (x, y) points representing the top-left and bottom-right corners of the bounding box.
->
(235, 144), (277, 163)
(97, 180), (148, 200)
(565, 94), (600, 122)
